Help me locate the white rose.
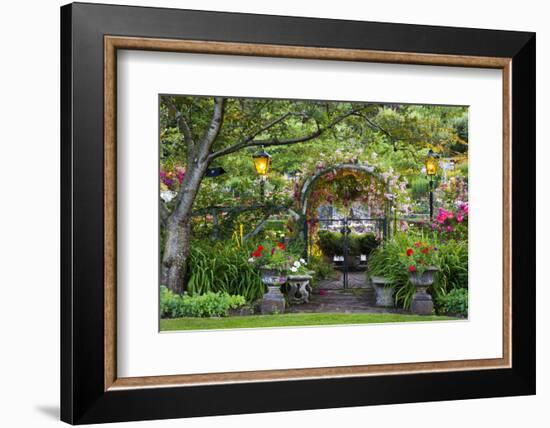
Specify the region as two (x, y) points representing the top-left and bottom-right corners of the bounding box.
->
(299, 258), (306, 264)
(248, 258), (254, 263)
(290, 266), (297, 272)
(293, 261), (300, 267)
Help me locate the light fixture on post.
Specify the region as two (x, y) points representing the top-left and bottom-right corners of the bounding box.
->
(252, 149), (271, 202)
(425, 149), (439, 221)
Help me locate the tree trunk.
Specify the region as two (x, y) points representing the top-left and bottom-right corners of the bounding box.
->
(161, 162), (207, 294)
(161, 97), (226, 294)
(161, 218), (191, 295)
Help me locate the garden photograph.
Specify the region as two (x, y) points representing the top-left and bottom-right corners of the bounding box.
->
(159, 95), (469, 331)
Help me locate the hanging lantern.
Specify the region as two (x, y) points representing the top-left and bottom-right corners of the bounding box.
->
(425, 149), (438, 176)
(252, 149), (272, 176)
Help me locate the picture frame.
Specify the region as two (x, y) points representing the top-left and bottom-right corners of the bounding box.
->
(61, 2), (535, 424)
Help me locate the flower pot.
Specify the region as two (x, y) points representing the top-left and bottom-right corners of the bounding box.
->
(258, 267), (287, 286)
(286, 274), (313, 305)
(409, 267), (437, 315)
(259, 267), (286, 314)
(370, 276), (394, 307)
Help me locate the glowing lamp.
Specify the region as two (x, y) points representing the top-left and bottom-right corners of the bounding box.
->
(253, 150), (272, 176)
(425, 150), (438, 176)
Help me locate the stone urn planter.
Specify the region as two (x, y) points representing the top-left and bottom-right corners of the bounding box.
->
(370, 276), (394, 307)
(286, 274), (313, 304)
(409, 267), (438, 315)
(259, 267), (287, 314)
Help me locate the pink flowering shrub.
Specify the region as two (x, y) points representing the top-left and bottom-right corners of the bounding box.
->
(432, 202), (468, 240)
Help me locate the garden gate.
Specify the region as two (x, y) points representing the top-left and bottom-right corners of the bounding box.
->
(304, 215), (388, 288)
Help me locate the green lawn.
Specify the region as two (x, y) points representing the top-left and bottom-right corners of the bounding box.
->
(160, 312), (456, 331)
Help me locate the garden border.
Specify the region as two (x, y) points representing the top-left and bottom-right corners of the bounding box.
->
(61, 2), (534, 424)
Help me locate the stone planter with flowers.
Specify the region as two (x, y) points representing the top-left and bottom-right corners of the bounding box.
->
(249, 242), (290, 314)
(286, 258), (314, 304)
(404, 241), (439, 315)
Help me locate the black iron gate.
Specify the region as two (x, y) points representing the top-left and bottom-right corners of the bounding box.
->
(304, 215), (387, 288)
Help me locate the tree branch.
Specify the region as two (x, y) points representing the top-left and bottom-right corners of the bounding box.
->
(208, 106), (365, 161)
(197, 97), (226, 162)
(354, 112), (394, 140)
(164, 97), (195, 149)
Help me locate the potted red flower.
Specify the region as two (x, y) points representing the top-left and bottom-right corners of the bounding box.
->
(248, 242), (289, 314)
(403, 241), (439, 314)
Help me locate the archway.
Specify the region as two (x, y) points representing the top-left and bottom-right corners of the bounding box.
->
(297, 163), (393, 288)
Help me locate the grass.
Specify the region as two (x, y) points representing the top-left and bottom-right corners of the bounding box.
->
(160, 312), (456, 331)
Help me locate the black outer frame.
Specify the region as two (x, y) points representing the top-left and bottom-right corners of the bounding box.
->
(60, 2), (535, 424)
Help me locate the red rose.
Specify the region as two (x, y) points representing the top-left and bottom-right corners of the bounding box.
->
(277, 242), (285, 250)
(257, 245), (264, 252)
(421, 247), (429, 254)
(409, 265), (416, 272)
(406, 248), (413, 257)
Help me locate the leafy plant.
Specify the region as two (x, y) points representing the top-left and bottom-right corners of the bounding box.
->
(432, 239), (468, 296)
(368, 232), (468, 309)
(160, 286), (246, 318)
(435, 288), (468, 316)
(368, 233), (415, 308)
(186, 240), (264, 302)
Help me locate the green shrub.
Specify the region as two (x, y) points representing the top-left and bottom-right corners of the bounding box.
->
(160, 286), (246, 318)
(187, 240), (264, 302)
(317, 230), (341, 256)
(410, 177), (430, 200)
(356, 233), (379, 256)
(432, 239), (468, 296)
(435, 288), (468, 316)
(317, 230), (379, 257)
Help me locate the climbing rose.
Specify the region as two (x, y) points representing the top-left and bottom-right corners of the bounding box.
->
(409, 265), (416, 272)
(406, 248), (414, 256)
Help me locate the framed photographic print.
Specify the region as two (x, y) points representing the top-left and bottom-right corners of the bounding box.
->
(60, 2), (536, 424)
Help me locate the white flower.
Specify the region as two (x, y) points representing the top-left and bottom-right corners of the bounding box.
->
(160, 190), (176, 203)
(293, 261), (301, 267)
(299, 258), (306, 264)
(290, 266), (298, 272)
(248, 258), (254, 263)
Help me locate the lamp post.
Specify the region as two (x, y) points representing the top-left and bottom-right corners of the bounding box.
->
(252, 149), (272, 202)
(425, 149), (438, 221)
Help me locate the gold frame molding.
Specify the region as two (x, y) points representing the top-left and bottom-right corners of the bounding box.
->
(104, 36), (512, 391)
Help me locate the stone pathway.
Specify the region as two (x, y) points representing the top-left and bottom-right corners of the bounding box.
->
(286, 272), (407, 314)
(317, 271), (367, 289)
